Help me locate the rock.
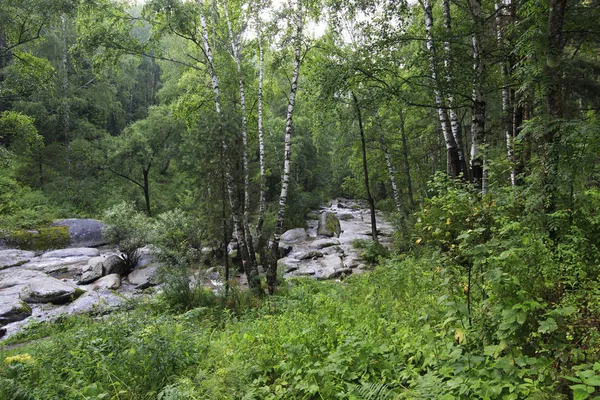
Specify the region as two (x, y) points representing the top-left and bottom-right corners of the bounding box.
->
(317, 267), (353, 280)
(227, 240), (239, 253)
(93, 274), (121, 290)
(279, 257), (301, 273)
(66, 289), (125, 315)
(0, 249), (36, 270)
(337, 213), (355, 221)
(309, 238), (340, 249)
(306, 211), (321, 220)
(319, 254), (344, 270)
(321, 246), (343, 256)
(280, 228), (308, 243)
(317, 212), (341, 237)
(127, 264), (159, 289)
(205, 267), (221, 281)
(295, 269), (316, 276)
(344, 256), (360, 268)
(21, 277), (83, 304)
(0, 297), (32, 327)
(22, 256), (90, 274)
(51, 219), (107, 248)
(0, 328), (5, 338)
(294, 251), (323, 260)
(42, 248), (99, 259)
(0, 269), (46, 290)
(78, 257), (105, 284)
(103, 255), (127, 276)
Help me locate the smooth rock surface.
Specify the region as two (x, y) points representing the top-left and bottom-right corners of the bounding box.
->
(280, 228), (308, 243)
(317, 212), (341, 237)
(67, 289), (125, 315)
(93, 274), (121, 290)
(309, 238), (340, 249)
(21, 277), (83, 304)
(0, 249), (35, 270)
(42, 248), (99, 259)
(51, 219), (107, 248)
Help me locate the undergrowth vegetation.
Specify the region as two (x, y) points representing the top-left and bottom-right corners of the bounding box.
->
(3, 177), (600, 399)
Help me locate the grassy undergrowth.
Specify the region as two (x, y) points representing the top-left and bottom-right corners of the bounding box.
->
(0, 253), (570, 399)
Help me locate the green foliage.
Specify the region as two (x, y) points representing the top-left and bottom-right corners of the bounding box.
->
(352, 239), (390, 265)
(5, 226), (69, 251)
(102, 202), (153, 272)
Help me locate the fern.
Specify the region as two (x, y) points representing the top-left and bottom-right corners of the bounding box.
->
(348, 382), (395, 400)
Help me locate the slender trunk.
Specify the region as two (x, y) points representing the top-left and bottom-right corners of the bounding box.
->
(496, 0), (515, 186)
(375, 111), (402, 214)
(197, 0), (260, 292)
(225, 4), (258, 270)
(221, 147), (230, 296)
(442, 0), (469, 179)
(399, 108), (415, 209)
(544, 0), (567, 215)
(468, 0), (486, 189)
(421, 0), (461, 178)
(143, 168), (151, 217)
(353, 93), (378, 243)
(267, 0), (303, 294)
(256, 14), (267, 263)
(61, 15), (71, 194)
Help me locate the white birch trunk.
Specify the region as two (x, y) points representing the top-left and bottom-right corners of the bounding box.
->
(267, 0), (303, 293)
(421, 0), (461, 178)
(469, 0), (487, 189)
(256, 14), (266, 238)
(375, 111), (402, 214)
(61, 15), (71, 193)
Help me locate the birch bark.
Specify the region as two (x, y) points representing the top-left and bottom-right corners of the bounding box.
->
(267, 0), (303, 293)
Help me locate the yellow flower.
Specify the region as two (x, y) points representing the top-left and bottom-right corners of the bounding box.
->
(4, 353), (34, 364)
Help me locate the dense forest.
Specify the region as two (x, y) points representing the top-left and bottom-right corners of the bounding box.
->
(1, 0), (600, 398)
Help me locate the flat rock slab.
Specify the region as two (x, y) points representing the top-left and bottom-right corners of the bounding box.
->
(127, 264), (159, 289)
(0, 269), (46, 290)
(309, 238), (340, 249)
(21, 256), (90, 273)
(0, 249), (35, 270)
(21, 277), (83, 304)
(0, 297), (32, 326)
(51, 219), (107, 248)
(42, 248), (99, 259)
(67, 289), (125, 315)
(318, 255), (344, 270)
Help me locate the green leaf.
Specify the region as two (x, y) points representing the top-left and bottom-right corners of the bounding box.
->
(538, 318), (557, 334)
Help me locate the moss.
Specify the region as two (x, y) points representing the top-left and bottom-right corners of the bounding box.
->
(17, 302), (32, 315)
(6, 226), (70, 251)
(325, 213), (341, 237)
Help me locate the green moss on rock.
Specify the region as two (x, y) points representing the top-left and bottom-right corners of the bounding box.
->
(6, 226), (70, 251)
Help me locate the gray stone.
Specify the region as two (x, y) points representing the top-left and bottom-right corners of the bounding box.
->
(0, 268), (45, 290)
(294, 251), (323, 260)
(78, 256), (105, 284)
(0, 249), (35, 270)
(280, 228), (308, 243)
(317, 212), (341, 238)
(306, 211), (321, 220)
(103, 255), (127, 276)
(0, 297), (32, 326)
(42, 248), (99, 259)
(316, 267), (353, 280)
(295, 269), (316, 276)
(66, 289), (125, 315)
(337, 213), (355, 221)
(127, 264), (159, 289)
(279, 257), (301, 273)
(93, 274), (121, 290)
(319, 254), (344, 270)
(321, 246), (343, 256)
(21, 277), (83, 304)
(344, 256), (360, 269)
(309, 238), (340, 249)
(51, 219), (107, 248)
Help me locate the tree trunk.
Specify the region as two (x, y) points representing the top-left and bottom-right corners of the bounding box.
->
(399, 108), (415, 209)
(255, 12), (267, 264)
(225, 4), (258, 270)
(61, 15), (71, 194)
(143, 168), (151, 217)
(196, 0), (260, 292)
(421, 0), (461, 178)
(267, 0), (303, 294)
(442, 0), (469, 179)
(375, 111), (402, 214)
(468, 0), (486, 190)
(353, 92), (378, 243)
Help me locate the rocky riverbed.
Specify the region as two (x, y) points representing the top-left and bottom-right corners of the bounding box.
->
(0, 198), (392, 341)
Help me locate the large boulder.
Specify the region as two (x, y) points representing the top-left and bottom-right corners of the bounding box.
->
(280, 228), (308, 243)
(103, 255), (127, 276)
(309, 238), (340, 249)
(51, 219), (107, 248)
(0, 249), (35, 270)
(78, 256), (105, 284)
(67, 289), (125, 315)
(0, 297), (32, 326)
(317, 212), (341, 238)
(0, 269), (46, 290)
(21, 277), (83, 304)
(127, 264), (159, 289)
(93, 274), (121, 290)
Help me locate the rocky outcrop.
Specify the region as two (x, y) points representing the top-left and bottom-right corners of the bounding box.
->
(309, 238), (340, 249)
(317, 212), (341, 237)
(67, 289), (125, 315)
(0, 249), (35, 270)
(51, 219), (107, 248)
(0, 298), (32, 326)
(42, 248), (99, 259)
(21, 277), (83, 304)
